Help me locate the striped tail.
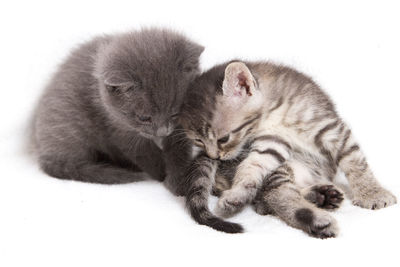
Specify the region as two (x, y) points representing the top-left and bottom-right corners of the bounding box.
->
(185, 155), (244, 234)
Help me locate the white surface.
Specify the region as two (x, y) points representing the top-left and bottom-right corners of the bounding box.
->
(1, 1), (399, 266)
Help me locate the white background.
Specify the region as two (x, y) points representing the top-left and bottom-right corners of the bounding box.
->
(1, 0), (399, 266)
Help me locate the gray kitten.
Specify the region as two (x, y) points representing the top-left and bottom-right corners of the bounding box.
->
(32, 28), (204, 184)
(179, 60), (396, 236)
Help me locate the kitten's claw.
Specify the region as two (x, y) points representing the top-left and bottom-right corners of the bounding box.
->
(295, 208), (339, 239)
(352, 187), (397, 209)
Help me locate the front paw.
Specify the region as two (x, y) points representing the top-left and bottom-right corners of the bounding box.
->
(352, 187), (397, 210)
(215, 188), (248, 217)
(295, 208), (339, 239)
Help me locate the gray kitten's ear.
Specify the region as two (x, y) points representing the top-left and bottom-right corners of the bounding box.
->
(191, 43), (205, 57)
(222, 62), (256, 99)
(196, 44), (205, 55)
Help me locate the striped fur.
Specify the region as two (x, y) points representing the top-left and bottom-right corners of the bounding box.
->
(180, 60), (396, 234)
(254, 164), (339, 238)
(185, 154), (243, 233)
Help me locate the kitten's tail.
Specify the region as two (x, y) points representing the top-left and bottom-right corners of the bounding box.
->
(187, 199), (244, 233)
(186, 175), (243, 233)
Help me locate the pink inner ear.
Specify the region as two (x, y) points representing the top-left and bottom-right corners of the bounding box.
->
(238, 72), (252, 96)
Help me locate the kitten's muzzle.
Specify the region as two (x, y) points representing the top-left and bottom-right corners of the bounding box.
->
(205, 148), (220, 160)
(155, 124), (174, 137)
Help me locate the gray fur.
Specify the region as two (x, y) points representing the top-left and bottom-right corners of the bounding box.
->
(32, 28), (204, 183)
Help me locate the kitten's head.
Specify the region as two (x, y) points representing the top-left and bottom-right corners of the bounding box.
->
(95, 28), (204, 138)
(181, 61), (263, 160)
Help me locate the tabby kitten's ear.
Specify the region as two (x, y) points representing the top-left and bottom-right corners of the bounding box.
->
(222, 62), (256, 101)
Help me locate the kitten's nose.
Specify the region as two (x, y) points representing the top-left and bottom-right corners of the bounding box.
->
(206, 149), (220, 160)
(208, 155), (220, 160)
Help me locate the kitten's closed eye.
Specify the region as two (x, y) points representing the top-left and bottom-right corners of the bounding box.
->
(137, 115), (152, 123)
(194, 139), (205, 147)
(106, 85), (121, 93)
(171, 113), (180, 119)
(217, 134), (230, 144)
(105, 84), (133, 94)
(104, 78), (142, 94)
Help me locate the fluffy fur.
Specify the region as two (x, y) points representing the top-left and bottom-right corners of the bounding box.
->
(32, 28), (204, 184)
(179, 60), (396, 236)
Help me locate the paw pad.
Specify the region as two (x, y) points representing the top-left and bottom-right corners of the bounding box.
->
(313, 185), (344, 210)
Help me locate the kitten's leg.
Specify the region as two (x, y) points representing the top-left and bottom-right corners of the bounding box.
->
(119, 136), (166, 182)
(162, 126), (194, 196)
(39, 154), (151, 184)
(185, 155), (243, 233)
(301, 184), (344, 210)
(254, 165), (339, 239)
(35, 113), (154, 184)
(211, 159), (237, 197)
(316, 120), (396, 209)
(216, 135), (291, 217)
(212, 172), (232, 197)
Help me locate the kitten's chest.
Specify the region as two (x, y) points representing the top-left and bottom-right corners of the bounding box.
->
(256, 117), (335, 180)
(152, 137), (164, 150)
(257, 110), (321, 157)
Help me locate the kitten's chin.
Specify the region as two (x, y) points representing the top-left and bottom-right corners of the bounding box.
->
(220, 153), (237, 161)
(138, 131), (155, 139)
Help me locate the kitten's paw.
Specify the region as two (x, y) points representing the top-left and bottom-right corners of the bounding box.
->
(352, 187), (397, 209)
(307, 184), (344, 210)
(215, 188), (249, 217)
(295, 208), (339, 239)
(253, 200), (272, 215)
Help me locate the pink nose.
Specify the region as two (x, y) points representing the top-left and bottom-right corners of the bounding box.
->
(206, 150), (220, 160)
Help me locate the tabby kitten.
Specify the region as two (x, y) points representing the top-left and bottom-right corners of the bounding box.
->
(180, 61), (396, 237)
(32, 28), (203, 184)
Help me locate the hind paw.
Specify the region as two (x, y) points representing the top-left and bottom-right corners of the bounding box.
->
(352, 187), (397, 210)
(295, 208), (339, 239)
(305, 184), (344, 210)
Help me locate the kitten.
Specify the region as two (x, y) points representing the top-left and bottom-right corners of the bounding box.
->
(179, 60), (396, 237)
(32, 28), (204, 184)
